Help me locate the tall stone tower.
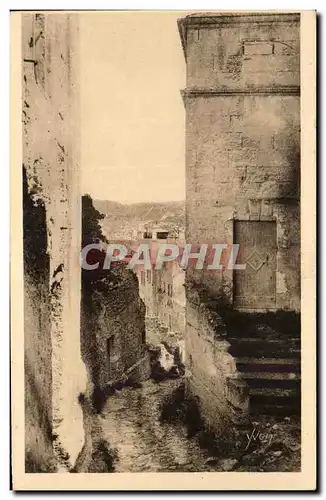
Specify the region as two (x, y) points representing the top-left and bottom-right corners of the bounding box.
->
(179, 12), (300, 312)
(178, 13), (301, 433)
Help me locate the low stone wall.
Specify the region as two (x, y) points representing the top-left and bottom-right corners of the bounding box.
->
(185, 286), (249, 437)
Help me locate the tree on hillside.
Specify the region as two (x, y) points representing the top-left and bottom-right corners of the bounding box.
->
(82, 194), (108, 248)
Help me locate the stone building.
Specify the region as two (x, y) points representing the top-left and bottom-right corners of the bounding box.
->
(22, 13), (88, 471)
(136, 226), (173, 322)
(136, 229), (186, 352)
(178, 12), (301, 433)
(152, 243), (186, 341)
(81, 250), (151, 399)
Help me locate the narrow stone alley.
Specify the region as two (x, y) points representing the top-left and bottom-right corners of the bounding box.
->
(85, 376), (300, 474)
(98, 379), (213, 473)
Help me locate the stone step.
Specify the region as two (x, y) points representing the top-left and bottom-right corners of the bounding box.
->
(249, 387), (299, 398)
(222, 314), (301, 340)
(229, 338), (301, 358)
(241, 371), (299, 380)
(250, 403), (301, 416)
(252, 389), (300, 411)
(240, 372), (300, 390)
(226, 373), (301, 418)
(230, 338), (300, 346)
(227, 334), (301, 416)
(249, 388), (301, 415)
(226, 329), (300, 340)
(236, 357), (301, 373)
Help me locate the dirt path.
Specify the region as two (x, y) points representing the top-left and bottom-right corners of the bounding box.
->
(89, 378), (300, 473)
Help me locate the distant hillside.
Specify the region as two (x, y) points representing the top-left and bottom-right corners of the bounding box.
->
(93, 200), (185, 240)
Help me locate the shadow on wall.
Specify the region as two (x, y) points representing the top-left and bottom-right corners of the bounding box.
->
(187, 280), (301, 338)
(23, 166), (56, 472)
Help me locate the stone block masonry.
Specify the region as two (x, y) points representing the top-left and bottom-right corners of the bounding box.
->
(81, 263), (150, 396)
(179, 12), (301, 437)
(180, 13), (299, 90)
(180, 12), (300, 311)
(185, 286), (244, 436)
(136, 236), (186, 361)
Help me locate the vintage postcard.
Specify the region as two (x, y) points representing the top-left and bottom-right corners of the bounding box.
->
(11, 10), (316, 490)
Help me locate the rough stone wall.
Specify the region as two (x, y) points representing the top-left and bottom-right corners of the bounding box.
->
(136, 239), (186, 345)
(23, 13), (88, 470)
(138, 266), (155, 317)
(154, 261), (186, 334)
(185, 287), (240, 435)
(156, 262), (174, 328)
(81, 267), (150, 393)
(145, 261), (186, 340)
(171, 261), (186, 335)
(181, 13), (300, 312)
(23, 167), (55, 471)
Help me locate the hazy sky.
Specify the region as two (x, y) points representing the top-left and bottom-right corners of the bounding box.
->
(80, 12), (186, 203)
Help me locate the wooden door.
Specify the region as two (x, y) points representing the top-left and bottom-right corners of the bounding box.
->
(233, 221), (277, 309)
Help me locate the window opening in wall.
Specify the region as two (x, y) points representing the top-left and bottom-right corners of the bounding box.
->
(156, 231), (169, 240)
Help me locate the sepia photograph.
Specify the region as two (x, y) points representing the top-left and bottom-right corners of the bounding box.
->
(11, 9), (316, 490)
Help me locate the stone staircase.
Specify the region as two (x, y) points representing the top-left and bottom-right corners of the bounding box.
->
(225, 316), (301, 418)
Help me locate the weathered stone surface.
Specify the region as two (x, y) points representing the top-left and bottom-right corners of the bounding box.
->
(137, 239), (186, 342)
(23, 13), (88, 470)
(219, 458), (239, 471)
(81, 265), (150, 395)
(182, 14), (300, 90)
(185, 297), (240, 435)
(179, 12), (300, 437)
(181, 13), (300, 311)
